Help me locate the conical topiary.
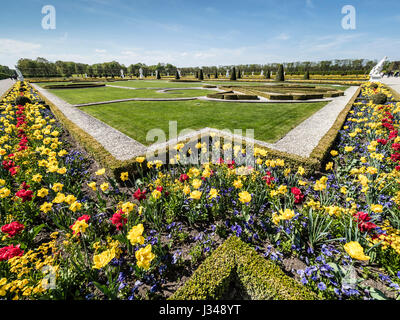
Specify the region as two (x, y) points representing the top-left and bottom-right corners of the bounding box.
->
(175, 70), (180, 80)
(303, 71), (310, 80)
(214, 70), (218, 79)
(237, 69), (241, 79)
(276, 64), (285, 82)
(156, 70), (161, 79)
(265, 69), (270, 79)
(199, 69), (204, 80)
(230, 67), (237, 81)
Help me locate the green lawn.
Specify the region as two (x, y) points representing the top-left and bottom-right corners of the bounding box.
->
(48, 87), (214, 104)
(80, 100), (328, 145)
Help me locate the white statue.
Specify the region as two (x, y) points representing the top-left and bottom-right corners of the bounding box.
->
(15, 67), (24, 81)
(139, 68), (144, 78)
(260, 70), (264, 76)
(251, 71), (254, 76)
(226, 69), (230, 77)
(370, 56), (388, 80)
(177, 69), (181, 77)
(120, 69), (125, 78)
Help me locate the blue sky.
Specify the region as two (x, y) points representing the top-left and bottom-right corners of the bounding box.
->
(1, 0), (400, 68)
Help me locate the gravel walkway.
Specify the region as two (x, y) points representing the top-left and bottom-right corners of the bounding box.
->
(272, 86), (358, 156)
(0, 79), (14, 97)
(32, 83), (147, 161)
(380, 77), (400, 96)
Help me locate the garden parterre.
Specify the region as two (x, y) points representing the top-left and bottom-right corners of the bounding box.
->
(1, 81), (400, 300)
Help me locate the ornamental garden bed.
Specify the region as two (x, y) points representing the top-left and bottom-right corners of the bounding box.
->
(1, 81), (400, 300)
(218, 85), (344, 101)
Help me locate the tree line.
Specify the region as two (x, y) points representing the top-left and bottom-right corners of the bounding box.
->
(15, 57), (397, 78)
(0, 65), (15, 80)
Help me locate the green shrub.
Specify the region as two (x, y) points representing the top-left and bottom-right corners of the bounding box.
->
(237, 69), (241, 79)
(171, 237), (318, 300)
(276, 64), (285, 82)
(175, 70), (180, 80)
(303, 71), (310, 80)
(265, 70), (270, 79)
(372, 93), (387, 105)
(230, 67), (237, 81)
(369, 82), (379, 89)
(15, 96), (32, 106)
(198, 69), (204, 80)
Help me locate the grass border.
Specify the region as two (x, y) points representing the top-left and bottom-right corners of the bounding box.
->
(170, 236), (318, 300)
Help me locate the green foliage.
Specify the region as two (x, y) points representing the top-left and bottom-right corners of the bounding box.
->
(15, 95), (32, 106)
(175, 70), (180, 80)
(171, 236), (318, 300)
(304, 71), (310, 80)
(198, 69), (204, 80)
(276, 64), (285, 82)
(372, 93), (387, 105)
(230, 67), (237, 81)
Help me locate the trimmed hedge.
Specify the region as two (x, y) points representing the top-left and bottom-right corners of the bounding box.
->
(169, 79), (201, 83)
(206, 91), (258, 100)
(44, 83), (106, 89)
(170, 236), (318, 300)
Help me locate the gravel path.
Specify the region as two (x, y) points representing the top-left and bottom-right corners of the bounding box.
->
(380, 77), (400, 96)
(32, 83), (147, 161)
(272, 86), (358, 157)
(0, 79), (14, 97)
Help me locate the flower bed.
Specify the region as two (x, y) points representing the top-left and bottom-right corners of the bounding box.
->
(1, 81), (400, 300)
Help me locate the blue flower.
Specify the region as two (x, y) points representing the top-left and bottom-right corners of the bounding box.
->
(317, 282), (327, 291)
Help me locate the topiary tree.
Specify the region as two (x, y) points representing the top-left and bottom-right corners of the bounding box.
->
(195, 71), (199, 79)
(156, 70), (161, 79)
(303, 71), (310, 80)
(265, 69), (270, 79)
(230, 67), (237, 81)
(175, 70), (180, 80)
(372, 93), (387, 105)
(237, 69), (241, 79)
(276, 64), (285, 82)
(199, 69), (204, 80)
(15, 96), (31, 106)
(214, 70), (218, 79)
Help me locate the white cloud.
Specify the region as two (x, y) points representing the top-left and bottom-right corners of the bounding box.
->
(0, 38), (41, 55)
(275, 33), (290, 41)
(306, 0), (314, 9)
(95, 48), (107, 53)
